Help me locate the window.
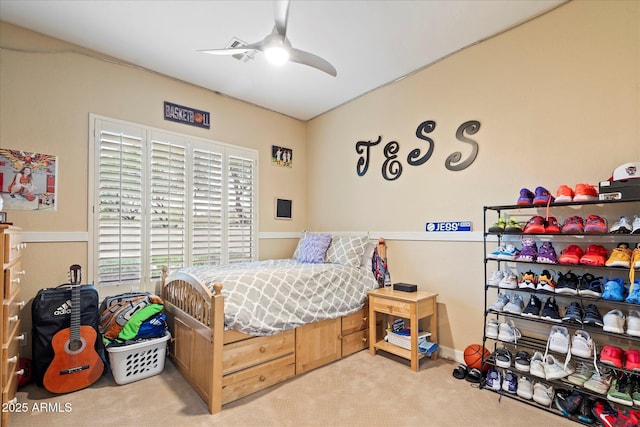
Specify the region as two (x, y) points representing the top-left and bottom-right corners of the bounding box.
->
(89, 115), (257, 287)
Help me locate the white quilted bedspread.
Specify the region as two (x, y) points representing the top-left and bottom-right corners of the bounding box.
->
(178, 259), (378, 336)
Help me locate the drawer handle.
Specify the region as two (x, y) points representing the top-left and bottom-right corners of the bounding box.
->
(259, 346), (266, 353)
(7, 356), (17, 364)
(362, 317), (368, 322)
(17, 334), (26, 342)
(8, 315), (18, 322)
(387, 305), (393, 311)
(259, 375), (266, 382)
(338, 334), (343, 340)
(18, 301), (26, 308)
(18, 270), (26, 276)
(20, 243), (28, 250)
(12, 277), (21, 285)
(16, 369), (24, 376)
(7, 397), (17, 405)
(362, 337), (368, 343)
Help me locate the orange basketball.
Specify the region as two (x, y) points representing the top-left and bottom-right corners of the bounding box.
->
(464, 344), (490, 371)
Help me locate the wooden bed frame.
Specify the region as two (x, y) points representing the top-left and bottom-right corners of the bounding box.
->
(160, 239), (385, 415)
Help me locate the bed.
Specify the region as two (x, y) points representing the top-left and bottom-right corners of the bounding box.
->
(160, 234), (387, 414)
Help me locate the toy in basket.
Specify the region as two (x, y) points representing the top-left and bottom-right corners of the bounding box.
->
(106, 331), (171, 385)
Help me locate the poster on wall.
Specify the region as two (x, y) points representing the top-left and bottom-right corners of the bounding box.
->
(271, 145), (293, 168)
(0, 148), (58, 211)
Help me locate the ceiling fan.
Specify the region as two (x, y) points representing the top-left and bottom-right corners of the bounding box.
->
(199, 0), (337, 77)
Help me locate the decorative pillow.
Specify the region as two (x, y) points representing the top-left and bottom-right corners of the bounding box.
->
(360, 240), (376, 268)
(326, 235), (368, 267)
(296, 233), (332, 263)
(292, 231), (308, 259)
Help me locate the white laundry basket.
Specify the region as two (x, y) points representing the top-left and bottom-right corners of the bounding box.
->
(106, 331), (171, 385)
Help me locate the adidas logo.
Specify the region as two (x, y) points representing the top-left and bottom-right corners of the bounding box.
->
(54, 300), (72, 316)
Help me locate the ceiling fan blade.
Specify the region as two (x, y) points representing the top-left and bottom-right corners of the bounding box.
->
(199, 42), (263, 56)
(273, 0), (290, 37)
(289, 48), (337, 77)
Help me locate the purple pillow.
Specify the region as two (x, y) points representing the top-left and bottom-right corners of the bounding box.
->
(296, 233), (332, 263)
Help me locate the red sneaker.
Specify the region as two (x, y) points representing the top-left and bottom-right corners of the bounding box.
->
(580, 245), (609, 266)
(574, 183), (599, 202)
(592, 400), (618, 427)
(545, 216), (561, 233)
(561, 216), (584, 233)
(625, 349), (640, 371)
(523, 215), (545, 233)
(585, 215), (608, 234)
(600, 345), (625, 368)
(616, 408), (640, 427)
(555, 185), (574, 203)
(559, 245), (584, 265)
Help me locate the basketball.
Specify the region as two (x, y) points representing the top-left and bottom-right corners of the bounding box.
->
(464, 344), (490, 371)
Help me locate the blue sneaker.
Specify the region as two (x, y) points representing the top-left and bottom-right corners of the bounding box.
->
(502, 370), (517, 394)
(486, 368), (501, 391)
(602, 278), (626, 301)
(626, 280), (640, 304)
(497, 244), (520, 260)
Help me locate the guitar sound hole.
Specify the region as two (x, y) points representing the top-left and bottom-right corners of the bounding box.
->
(65, 338), (86, 355)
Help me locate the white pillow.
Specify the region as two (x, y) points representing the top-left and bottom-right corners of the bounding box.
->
(326, 235), (368, 267)
(360, 240), (376, 268)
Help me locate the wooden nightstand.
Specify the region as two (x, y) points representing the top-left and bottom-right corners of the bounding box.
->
(368, 287), (438, 371)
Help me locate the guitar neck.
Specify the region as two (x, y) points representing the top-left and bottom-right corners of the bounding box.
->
(70, 284), (81, 343)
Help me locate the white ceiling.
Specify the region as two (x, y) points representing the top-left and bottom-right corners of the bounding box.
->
(0, 0), (565, 121)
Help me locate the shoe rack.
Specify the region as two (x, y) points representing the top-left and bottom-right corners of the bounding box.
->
(482, 197), (640, 425)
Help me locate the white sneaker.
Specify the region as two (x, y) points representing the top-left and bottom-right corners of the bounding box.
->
(627, 310), (640, 337)
(498, 272), (518, 289)
(503, 294), (524, 314)
(584, 369), (613, 394)
(544, 355), (571, 380)
(567, 362), (594, 386)
(610, 216), (633, 233)
(603, 309), (625, 334)
(486, 368), (501, 391)
(488, 293), (509, 312)
(530, 351), (546, 379)
(485, 319), (499, 339)
(571, 330), (594, 358)
(487, 270), (505, 286)
(498, 320), (521, 343)
(533, 382), (554, 406)
(516, 376), (533, 400)
(632, 215), (640, 234)
(547, 325), (569, 354)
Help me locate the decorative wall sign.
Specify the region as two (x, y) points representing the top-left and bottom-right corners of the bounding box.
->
(356, 120), (480, 180)
(425, 221), (472, 232)
(0, 148), (58, 211)
(272, 145), (293, 168)
(164, 101), (210, 129)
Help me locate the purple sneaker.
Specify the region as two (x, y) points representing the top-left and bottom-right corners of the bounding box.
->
(516, 238), (538, 262)
(517, 188), (534, 205)
(533, 186), (554, 205)
(537, 241), (558, 264)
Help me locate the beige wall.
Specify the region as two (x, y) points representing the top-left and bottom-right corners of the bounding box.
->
(1, 0), (639, 360)
(306, 1), (640, 355)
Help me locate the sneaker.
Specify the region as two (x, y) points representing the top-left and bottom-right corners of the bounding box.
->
(547, 325), (570, 354)
(555, 185), (574, 203)
(605, 242), (632, 268)
(558, 245), (584, 265)
(610, 216), (633, 234)
(504, 217), (523, 233)
(580, 244), (609, 266)
(530, 352), (546, 378)
(545, 216), (561, 233)
(498, 320), (521, 343)
(584, 215), (608, 234)
(488, 293), (509, 311)
(630, 375), (640, 404)
(521, 294), (542, 318)
(584, 368), (613, 394)
(532, 382), (554, 406)
(488, 246), (506, 259)
(523, 215), (545, 234)
(561, 215), (584, 233)
(573, 183), (598, 202)
(625, 349), (640, 371)
(603, 309), (625, 334)
(616, 408), (640, 427)
(633, 215), (640, 235)
(632, 242), (640, 268)
(494, 348), (512, 368)
(541, 298), (562, 323)
(563, 302), (584, 324)
(485, 368), (501, 391)
(628, 280), (640, 304)
(555, 389), (584, 417)
(591, 399), (619, 427)
(517, 188), (534, 205)
(537, 269), (556, 292)
(571, 330), (594, 358)
(498, 272), (518, 289)
(514, 351), (531, 372)
(503, 294), (524, 314)
(602, 278), (626, 301)
(518, 270), (537, 290)
(485, 318), (499, 339)
(537, 242), (558, 264)
(488, 217), (507, 233)
(600, 345), (624, 368)
(497, 244), (520, 260)
(627, 310), (640, 337)
(465, 368), (483, 384)
(544, 354), (574, 380)
(577, 397), (595, 424)
(502, 370), (517, 394)
(556, 271), (580, 295)
(533, 186), (554, 205)
(583, 304), (604, 327)
(516, 376), (533, 400)
(608, 372), (633, 406)
(487, 270), (505, 287)
(578, 273), (604, 297)
(567, 362), (595, 386)
(516, 239), (537, 262)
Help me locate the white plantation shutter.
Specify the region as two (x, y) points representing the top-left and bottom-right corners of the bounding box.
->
(90, 115), (258, 287)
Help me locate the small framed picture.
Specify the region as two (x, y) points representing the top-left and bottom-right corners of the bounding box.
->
(274, 198), (292, 220)
(0, 212), (7, 223)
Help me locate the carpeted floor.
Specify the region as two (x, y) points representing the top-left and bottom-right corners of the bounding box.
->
(11, 351), (573, 427)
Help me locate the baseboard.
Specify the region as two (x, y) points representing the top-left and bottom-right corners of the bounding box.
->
(438, 345), (465, 364)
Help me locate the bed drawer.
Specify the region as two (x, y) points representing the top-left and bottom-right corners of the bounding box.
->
(341, 305), (368, 335)
(222, 353), (295, 405)
(222, 329), (294, 375)
(342, 329), (369, 357)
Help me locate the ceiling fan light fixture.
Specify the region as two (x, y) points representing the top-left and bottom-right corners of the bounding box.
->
(264, 46), (289, 65)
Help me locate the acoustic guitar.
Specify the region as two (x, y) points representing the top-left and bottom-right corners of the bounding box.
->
(43, 265), (104, 393)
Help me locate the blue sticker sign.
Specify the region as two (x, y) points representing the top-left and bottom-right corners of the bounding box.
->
(425, 221), (472, 232)
(164, 101), (210, 129)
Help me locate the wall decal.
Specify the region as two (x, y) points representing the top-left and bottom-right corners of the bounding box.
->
(0, 148), (58, 211)
(272, 145), (293, 168)
(407, 120), (435, 167)
(382, 141), (402, 181)
(355, 136), (381, 176)
(164, 101), (210, 129)
(445, 120), (480, 171)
